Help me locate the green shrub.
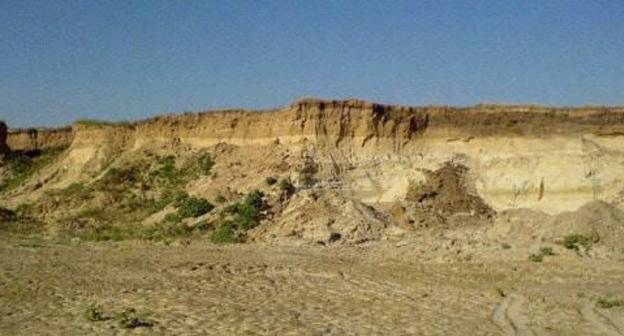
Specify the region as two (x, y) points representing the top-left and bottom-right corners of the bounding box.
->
(529, 246), (556, 262)
(115, 308), (153, 329)
(244, 190), (266, 210)
(596, 297), (624, 309)
(198, 154), (215, 175)
(213, 190), (267, 243)
(563, 234), (593, 251)
(528, 254), (543, 262)
(539, 247), (555, 256)
(84, 304), (107, 322)
(149, 155), (186, 186)
(265, 177), (277, 186)
(215, 194), (227, 203)
(174, 194), (214, 218)
(278, 179), (295, 194)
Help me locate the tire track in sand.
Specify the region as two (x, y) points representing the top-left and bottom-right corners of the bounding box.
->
(579, 303), (623, 336)
(493, 294), (535, 336)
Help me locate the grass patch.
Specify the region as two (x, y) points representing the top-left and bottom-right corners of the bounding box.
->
(84, 304), (107, 322)
(209, 225), (243, 244)
(75, 119), (132, 127)
(265, 177), (277, 186)
(563, 234), (593, 251)
(596, 297), (624, 309)
(0, 206), (43, 235)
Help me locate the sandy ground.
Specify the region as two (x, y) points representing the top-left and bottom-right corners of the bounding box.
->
(1, 234), (624, 336)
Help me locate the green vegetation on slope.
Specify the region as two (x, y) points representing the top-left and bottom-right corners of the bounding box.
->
(210, 190), (268, 244)
(1, 146), (68, 192)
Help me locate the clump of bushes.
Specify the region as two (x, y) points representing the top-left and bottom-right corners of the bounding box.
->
(210, 190), (268, 244)
(84, 304), (153, 329)
(149, 155), (184, 186)
(563, 234), (593, 251)
(529, 246), (555, 262)
(174, 193), (214, 218)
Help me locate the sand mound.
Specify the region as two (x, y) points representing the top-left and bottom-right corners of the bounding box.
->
(546, 201), (624, 247)
(250, 191), (393, 245)
(403, 163), (494, 227)
(488, 201), (624, 257)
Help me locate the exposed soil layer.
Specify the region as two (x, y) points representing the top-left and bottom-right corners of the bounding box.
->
(5, 99), (624, 153)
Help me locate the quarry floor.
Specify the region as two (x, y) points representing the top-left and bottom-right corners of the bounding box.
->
(1, 234), (624, 336)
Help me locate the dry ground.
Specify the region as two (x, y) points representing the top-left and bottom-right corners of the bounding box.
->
(1, 234), (624, 336)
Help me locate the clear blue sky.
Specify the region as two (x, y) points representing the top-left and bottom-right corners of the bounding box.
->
(1, 1), (623, 128)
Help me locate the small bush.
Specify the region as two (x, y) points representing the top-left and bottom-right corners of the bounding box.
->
(596, 297), (624, 309)
(84, 304), (107, 322)
(215, 194), (226, 203)
(539, 247), (555, 256)
(265, 177), (277, 186)
(174, 194), (214, 218)
(528, 254), (544, 262)
(212, 190), (268, 243)
(563, 234), (593, 251)
(529, 246), (556, 262)
(115, 308), (153, 329)
(278, 179), (295, 194)
(198, 154), (215, 175)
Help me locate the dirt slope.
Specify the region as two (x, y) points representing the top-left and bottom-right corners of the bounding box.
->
(1, 98), (624, 248)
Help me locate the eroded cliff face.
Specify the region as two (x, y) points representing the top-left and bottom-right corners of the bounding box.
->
(7, 127), (73, 152)
(3, 99), (624, 220)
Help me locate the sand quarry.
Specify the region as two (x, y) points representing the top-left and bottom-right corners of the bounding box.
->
(1, 99), (624, 335)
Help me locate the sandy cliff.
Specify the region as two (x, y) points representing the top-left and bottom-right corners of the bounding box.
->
(6, 99), (624, 215)
(7, 127), (73, 152)
(119, 99), (624, 214)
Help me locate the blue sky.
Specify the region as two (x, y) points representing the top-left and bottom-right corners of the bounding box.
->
(1, 1), (623, 128)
